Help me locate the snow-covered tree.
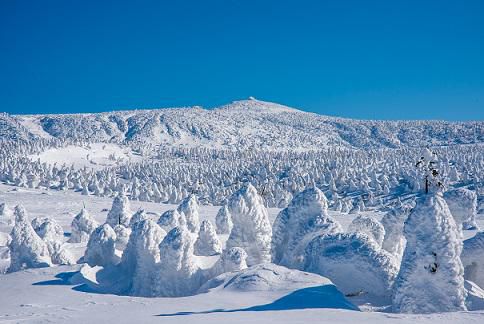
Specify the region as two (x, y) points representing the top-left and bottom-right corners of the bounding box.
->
(215, 204), (233, 235)
(194, 220), (222, 256)
(70, 208), (99, 243)
(444, 188), (479, 231)
(129, 208), (148, 228)
(225, 183), (272, 266)
(271, 186), (342, 269)
(177, 195), (200, 233)
(105, 192), (132, 227)
(157, 209), (185, 232)
(8, 205), (51, 272)
(381, 204), (411, 263)
(113, 224), (131, 251)
(348, 215), (385, 247)
(461, 231), (484, 290)
(392, 193), (467, 313)
(84, 224), (119, 268)
(0, 202), (13, 225)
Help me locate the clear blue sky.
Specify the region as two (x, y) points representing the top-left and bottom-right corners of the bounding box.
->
(1, 0), (483, 120)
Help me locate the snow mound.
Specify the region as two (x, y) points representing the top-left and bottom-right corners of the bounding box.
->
(348, 215), (385, 247)
(392, 193), (467, 313)
(444, 188), (479, 230)
(304, 232), (398, 298)
(199, 263), (358, 311)
(225, 183), (272, 266)
(465, 280), (484, 311)
(271, 186), (342, 269)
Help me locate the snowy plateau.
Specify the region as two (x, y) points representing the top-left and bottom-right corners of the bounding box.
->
(0, 98), (484, 323)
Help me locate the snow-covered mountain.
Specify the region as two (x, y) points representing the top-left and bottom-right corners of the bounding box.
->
(3, 98), (483, 149)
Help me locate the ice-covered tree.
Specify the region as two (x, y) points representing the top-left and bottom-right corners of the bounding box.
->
(0, 202), (13, 225)
(157, 209), (185, 232)
(105, 192), (132, 227)
(271, 186), (342, 269)
(8, 205), (52, 272)
(215, 204), (233, 235)
(129, 208), (148, 228)
(348, 215), (385, 247)
(194, 220), (222, 256)
(70, 208), (99, 243)
(461, 231), (484, 290)
(177, 195), (200, 233)
(84, 224), (119, 268)
(392, 194), (467, 313)
(381, 204), (411, 263)
(113, 224), (131, 251)
(444, 188), (479, 231)
(225, 183), (272, 266)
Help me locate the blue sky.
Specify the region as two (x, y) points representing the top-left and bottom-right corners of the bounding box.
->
(1, 0), (483, 120)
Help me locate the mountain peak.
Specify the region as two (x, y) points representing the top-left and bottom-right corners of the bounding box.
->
(215, 98), (303, 114)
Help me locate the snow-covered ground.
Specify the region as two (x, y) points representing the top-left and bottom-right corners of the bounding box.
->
(1, 184), (483, 323)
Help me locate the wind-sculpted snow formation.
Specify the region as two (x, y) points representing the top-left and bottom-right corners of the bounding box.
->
(225, 183), (272, 266)
(271, 186), (342, 269)
(392, 193), (467, 313)
(70, 208), (99, 243)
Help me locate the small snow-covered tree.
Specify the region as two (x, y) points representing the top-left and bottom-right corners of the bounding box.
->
(113, 224), (131, 251)
(70, 208), (99, 243)
(177, 195), (200, 233)
(129, 208), (148, 228)
(381, 204), (411, 263)
(0, 202), (13, 225)
(105, 192), (132, 227)
(444, 188), (479, 231)
(215, 204), (233, 235)
(225, 183), (272, 266)
(271, 186), (342, 269)
(194, 220), (222, 256)
(206, 247), (248, 281)
(8, 205), (52, 272)
(348, 215), (385, 247)
(157, 209), (185, 232)
(84, 224), (119, 268)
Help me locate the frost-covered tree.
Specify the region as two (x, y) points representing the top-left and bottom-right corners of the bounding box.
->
(348, 215), (385, 247)
(84, 224), (119, 268)
(225, 183), (272, 266)
(120, 219), (166, 296)
(105, 192), (132, 227)
(271, 187), (342, 269)
(194, 220), (222, 256)
(461, 231), (484, 290)
(113, 224), (131, 251)
(392, 194), (467, 313)
(8, 205), (52, 272)
(444, 188), (479, 231)
(177, 195), (200, 233)
(0, 202), (13, 225)
(215, 204), (233, 235)
(157, 209), (185, 232)
(129, 208), (148, 228)
(70, 208), (99, 243)
(381, 204), (411, 263)
(304, 232), (398, 297)
(154, 227), (201, 297)
(205, 247), (248, 281)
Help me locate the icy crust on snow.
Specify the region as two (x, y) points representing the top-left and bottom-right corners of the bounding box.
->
(462, 231), (484, 290)
(444, 188), (479, 230)
(271, 187), (342, 269)
(392, 194), (467, 314)
(304, 232), (398, 297)
(348, 214), (385, 247)
(7, 205), (52, 272)
(199, 263), (359, 311)
(225, 183), (272, 266)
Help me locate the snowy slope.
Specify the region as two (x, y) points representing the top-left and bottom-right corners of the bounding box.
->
(5, 98), (483, 149)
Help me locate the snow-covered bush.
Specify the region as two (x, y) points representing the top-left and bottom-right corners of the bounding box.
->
(153, 227), (201, 297)
(105, 192), (132, 227)
(348, 215), (385, 247)
(225, 183), (272, 266)
(444, 188), (479, 230)
(84, 224), (119, 268)
(120, 219), (166, 296)
(70, 208), (99, 243)
(392, 193), (467, 313)
(215, 204), (232, 235)
(304, 232), (398, 298)
(194, 220), (222, 256)
(157, 209), (185, 232)
(177, 195), (200, 233)
(461, 231), (484, 289)
(7, 205), (51, 272)
(271, 187), (342, 269)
